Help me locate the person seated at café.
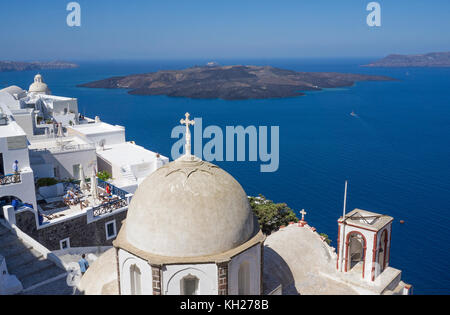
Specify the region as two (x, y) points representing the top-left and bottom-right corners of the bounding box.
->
(64, 189), (79, 205)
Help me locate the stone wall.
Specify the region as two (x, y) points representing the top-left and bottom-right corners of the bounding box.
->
(151, 265), (161, 295)
(15, 209), (127, 251)
(217, 262), (228, 295)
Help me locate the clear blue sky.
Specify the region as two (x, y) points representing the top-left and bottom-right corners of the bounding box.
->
(1, 0), (449, 60)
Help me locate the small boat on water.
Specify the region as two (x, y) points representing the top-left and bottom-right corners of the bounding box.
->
(350, 110), (358, 117)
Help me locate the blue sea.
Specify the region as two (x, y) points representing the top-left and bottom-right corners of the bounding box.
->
(1, 58), (449, 294)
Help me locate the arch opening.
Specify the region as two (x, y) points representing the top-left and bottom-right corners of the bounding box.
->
(379, 230), (388, 272)
(0, 196), (23, 218)
(238, 261), (251, 295)
(345, 232), (367, 278)
(130, 264), (142, 295)
(180, 274), (199, 295)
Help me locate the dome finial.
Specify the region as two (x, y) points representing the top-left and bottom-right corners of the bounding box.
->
(180, 112), (195, 156)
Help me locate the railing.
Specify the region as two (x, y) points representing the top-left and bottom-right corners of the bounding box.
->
(0, 174), (21, 186)
(92, 198), (127, 217)
(29, 143), (95, 154)
(97, 179), (128, 199)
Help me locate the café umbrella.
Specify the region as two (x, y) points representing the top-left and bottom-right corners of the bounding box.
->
(90, 171), (99, 202)
(79, 165), (87, 191)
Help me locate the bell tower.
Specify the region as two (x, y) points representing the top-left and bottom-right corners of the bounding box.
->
(336, 209), (393, 281)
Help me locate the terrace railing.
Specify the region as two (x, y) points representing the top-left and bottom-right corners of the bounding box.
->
(97, 179), (128, 200)
(0, 174), (21, 186)
(92, 198), (128, 217)
(30, 143), (95, 154)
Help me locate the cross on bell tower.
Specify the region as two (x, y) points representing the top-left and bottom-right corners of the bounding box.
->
(180, 112), (195, 156)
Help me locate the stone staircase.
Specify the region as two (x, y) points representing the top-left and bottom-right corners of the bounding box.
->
(0, 223), (67, 293)
(382, 281), (408, 295)
(120, 165), (136, 182)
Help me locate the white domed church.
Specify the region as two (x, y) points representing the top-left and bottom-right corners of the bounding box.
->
(79, 113), (411, 295)
(79, 114), (265, 295)
(29, 74), (51, 95)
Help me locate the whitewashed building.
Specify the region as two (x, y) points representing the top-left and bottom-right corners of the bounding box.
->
(67, 120), (168, 193)
(0, 74), (168, 188)
(80, 154), (265, 295)
(0, 103), (38, 214)
(0, 74), (168, 252)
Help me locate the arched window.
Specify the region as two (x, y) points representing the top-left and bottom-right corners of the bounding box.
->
(345, 232), (367, 278)
(181, 274), (199, 295)
(130, 264), (141, 295)
(379, 229), (388, 272)
(238, 261), (250, 295)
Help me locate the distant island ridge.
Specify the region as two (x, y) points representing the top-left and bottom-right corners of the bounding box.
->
(363, 52), (450, 67)
(0, 61), (79, 72)
(77, 65), (395, 100)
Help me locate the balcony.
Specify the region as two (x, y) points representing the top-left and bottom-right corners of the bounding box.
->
(0, 174), (21, 186)
(36, 179), (132, 226)
(92, 198), (128, 217)
(97, 179), (128, 199)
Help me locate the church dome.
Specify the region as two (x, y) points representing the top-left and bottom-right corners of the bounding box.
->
(29, 74), (50, 94)
(124, 154), (259, 258)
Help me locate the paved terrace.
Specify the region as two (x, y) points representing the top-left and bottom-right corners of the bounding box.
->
(37, 181), (129, 224)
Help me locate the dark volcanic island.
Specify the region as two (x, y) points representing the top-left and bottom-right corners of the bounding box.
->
(363, 52), (450, 67)
(0, 61), (79, 72)
(78, 65), (395, 100)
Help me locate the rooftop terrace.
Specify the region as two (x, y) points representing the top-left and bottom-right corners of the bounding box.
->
(28, 136), (94, 153)
(68, 122), (125, 135)
(37, 180), (129, 225)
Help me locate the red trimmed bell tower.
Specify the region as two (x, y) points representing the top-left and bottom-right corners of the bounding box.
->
(337, 209), (393, 281)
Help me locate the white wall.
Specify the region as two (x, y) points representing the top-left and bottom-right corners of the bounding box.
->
(30, 148), (97, 180)
(373, 224), (392, 279)
(0, 136), (31, 174)
(0, 92), (21, 110)
(338, 223), (376, 281)
(118, 249), (153, 295)
(162, 263), (218, 295)
(30, 163), (54, 179)
(67, 125), (125, 148)
(0, 255), (23, 295)
(50, 99), (78, 116)
(0, 113), (38, 211)
(53, 112), (78, 127)
(129, 157), (169, 180)
(228, 245), (261, 295)
(12, 111), (35, 136)
(0, 169), (37, 210)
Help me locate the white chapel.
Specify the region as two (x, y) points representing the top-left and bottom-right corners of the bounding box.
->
(79, 113), (265, 295)
(78, 113), (411, 295)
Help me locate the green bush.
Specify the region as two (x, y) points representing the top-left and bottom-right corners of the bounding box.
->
(249, 195), (298, 235)
(97, 171), (112, 182)
(36, 177), (58, 187)
(320, 233), (332, 245)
